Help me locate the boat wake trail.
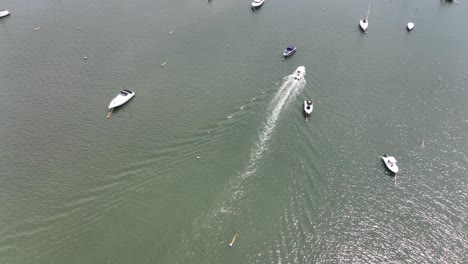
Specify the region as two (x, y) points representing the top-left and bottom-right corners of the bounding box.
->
(242, 71), (306, 180)
(171, 68), (306, 263)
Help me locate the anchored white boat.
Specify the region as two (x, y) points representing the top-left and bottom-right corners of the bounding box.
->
(292, 66), (306, 81)
(107, 89), (135, 118)
(359, 3), (371, 33)
(382, 154), (399, 174)
(407, 9), (418, 31)
(251, 0), (265, 10)
(0, 9), (10, 18)
(303, 99), (313, 121)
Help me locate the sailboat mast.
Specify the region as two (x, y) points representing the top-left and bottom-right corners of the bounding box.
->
(412, 8), (419, 22)
(366, 2), (371, 20)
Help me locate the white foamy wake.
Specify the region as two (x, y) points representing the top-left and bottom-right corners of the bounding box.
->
(241, 69), (306, 180)
(172, 69), (307, 263)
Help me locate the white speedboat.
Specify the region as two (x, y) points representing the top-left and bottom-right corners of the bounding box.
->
(382, 154), (399, 174)
(303, 99), (313, 121)
(107, 89), (135, 118)
(359, 3), (371, 33)
(251, 0), (265, 9)
(0, 9), (10, 18)
(292, 66), (306, 81)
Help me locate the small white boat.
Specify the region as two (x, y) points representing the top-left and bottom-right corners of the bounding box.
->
(382, 154), (399, 174)
(359, 3), (371, 33)
(252, 0), (265, 9)
(407, 9), (418, 31)
(292, 66), (306, 81)
(303, 99), (313, 121)
(107, 90), (135, 118)
(0, 9), (10, 18)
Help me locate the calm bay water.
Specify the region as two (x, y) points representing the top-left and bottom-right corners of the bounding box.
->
(0, 0), (467, 263)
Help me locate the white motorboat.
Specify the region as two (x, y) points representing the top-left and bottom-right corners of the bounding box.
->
(359, 3), (371, 33)
(407, 9), (418, 31)
(382, 154), (399, 174)
(0, 9), (10, 18)
(251, 0), (265, 9)
(292, 66), (306, 81)
(107, 89), (135, 118)
(303, 99), (313, 121)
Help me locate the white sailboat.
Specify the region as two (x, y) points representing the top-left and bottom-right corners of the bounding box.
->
(407, 9), (418, 31)
(382, 154), (399, 174)
(359, 3), (371, 33)
(251, 0), (265, 10)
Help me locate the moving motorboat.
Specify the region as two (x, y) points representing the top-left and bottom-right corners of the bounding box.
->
(251, 0), (265, 10)
(359, 3), (371, 33)
(382, 154), (399, 174)
(292, 66), (306, 81)
(303, 99), (313, 121)
(107, 89), (135, 118)
(283, 45), (296, 59)
(0, 9), (10, 18)
(407, 9), (418, 31)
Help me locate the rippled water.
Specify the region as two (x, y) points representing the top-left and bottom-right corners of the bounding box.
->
(0, 0), (467, 263)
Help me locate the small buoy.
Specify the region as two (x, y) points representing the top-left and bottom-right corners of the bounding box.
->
(197, 156), (200, 159)
(83, 56), (87, 60)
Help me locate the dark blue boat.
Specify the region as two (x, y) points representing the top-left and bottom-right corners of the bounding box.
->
(283, 45), (296, 58)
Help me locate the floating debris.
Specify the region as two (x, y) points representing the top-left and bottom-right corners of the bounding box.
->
(197, 156), (200, 159)
(226, 44), (230, 47)
(76, 26), (80, 30)
(168, 30), (173, 34)
(83, 56), (88, 60)
(34, 27), (41, 31)
(161, 61), (168, 67)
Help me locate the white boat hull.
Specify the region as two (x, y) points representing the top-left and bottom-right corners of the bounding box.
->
(304, 100), (313, 121)
(252, 0), (265, 9)
(108, 90), (135, 109)
(382, 155), (399, 174)
(407, 22), (414, 31)
(292, 66), (306, 81)
(0, 10), (10, 18)
(360, 20), (368, 32)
